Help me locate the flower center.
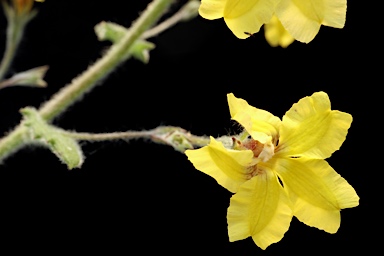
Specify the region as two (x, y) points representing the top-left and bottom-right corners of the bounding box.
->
(242, 139), (264, 157)
(232, 136), (275, 180)
(235, 138), (275, 162)
(246, 165), (265, 179)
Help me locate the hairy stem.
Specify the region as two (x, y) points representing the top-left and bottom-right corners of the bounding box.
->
(66, 131), (154, 141)
(0, 124), (28, 163)
(142, 0), (199, 39)
(39, 0), (174, 121)
(64, 126), (210, 152)
(0, 0), (174, 162)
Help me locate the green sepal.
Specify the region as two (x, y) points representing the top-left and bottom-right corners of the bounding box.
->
(150, 126), (194, 153)
(94, 21), (126, 43)
(94, 21), (155, 63)
(2, 1), (38, 29)
(20, 107), (84, 169)
(130, 40), (155, 64)
(0, 66), (48, 89)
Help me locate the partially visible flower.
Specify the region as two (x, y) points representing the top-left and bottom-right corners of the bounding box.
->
(264, 15), (294, 48)
(185, 92), (359, 249)
(198, 0), (347, 43)
(9, 0), (43, 15)
(275, 0), (347, 43)
(16, 0), (32, 13)
(12, 0), (33, 15)
(199, 0), (279, 39)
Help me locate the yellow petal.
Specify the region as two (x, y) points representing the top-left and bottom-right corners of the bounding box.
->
(274, 157), (359, 233)
(227, 168), (292, 249)
(227, 93), (281, 144)
(276, 0), (347, 43)
(199, 0), (226, 20)
(264, 15), (295, 48)
(223, 0), (279, 39)
(277, 91), (352, 159)
(185, 136), (254, 193)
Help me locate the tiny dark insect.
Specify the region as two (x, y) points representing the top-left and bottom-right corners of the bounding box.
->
(244, 32), (255, 37)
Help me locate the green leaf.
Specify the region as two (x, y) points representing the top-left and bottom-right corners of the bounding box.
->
(21, 107), (84, 169)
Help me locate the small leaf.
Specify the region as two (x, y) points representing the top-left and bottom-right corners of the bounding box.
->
(21, 107), (84, 169)
(94, 21), (127, 43)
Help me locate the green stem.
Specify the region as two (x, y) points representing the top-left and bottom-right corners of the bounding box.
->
(95, 0), (199, 43)
(0, 124), (29, 163)
(142, 0), (200, 39)
(0, 0), (174, 162)
(186, 134), (211, 147)
(39, 0), (174, 121)
(0, 26), (18, 81)
(66, 130), (154, 141)
(64, 126), (210, 152)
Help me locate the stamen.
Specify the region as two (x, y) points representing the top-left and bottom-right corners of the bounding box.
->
(242, 139), (264, 157)
(258, 140), (275, 162)
(246, 165), (264, 179)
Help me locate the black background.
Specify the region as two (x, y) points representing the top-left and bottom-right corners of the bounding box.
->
(0, 0), (375, 254)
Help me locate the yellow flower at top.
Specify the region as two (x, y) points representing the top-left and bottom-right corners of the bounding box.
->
(199, 0), (347, 43)
(199, 0), (279, 39)
(185, 92), (359, 249)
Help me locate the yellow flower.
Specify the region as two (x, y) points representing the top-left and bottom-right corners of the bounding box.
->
(264, 15), (295, 48)
(185, 92), (359, 249)
(199, 0), (279, 39)
(199, 0), (347, 43)
(275, 0), (347, 43)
